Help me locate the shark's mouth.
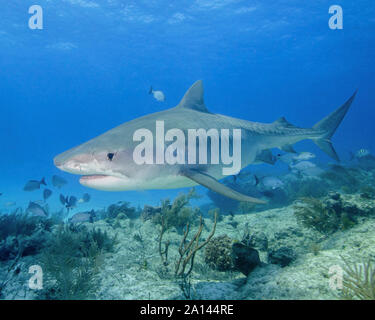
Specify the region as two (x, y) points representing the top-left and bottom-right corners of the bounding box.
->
(79, 174), (130, 191)
(79, 175), (109, 181)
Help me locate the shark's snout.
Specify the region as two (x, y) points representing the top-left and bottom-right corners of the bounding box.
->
(53, 154), (67, 169)
(53, 151), (98, 175)
(53, 156), (62, 168)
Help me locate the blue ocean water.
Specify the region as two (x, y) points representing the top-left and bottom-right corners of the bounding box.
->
(0, 0), (374, 212)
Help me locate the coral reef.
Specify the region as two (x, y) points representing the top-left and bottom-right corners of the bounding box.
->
(39, 224), (117, 300)
(152, 188), (200, 232)
(242, 230), (268, 251)
(174, 214), (217, 298)
(268, 247), (296, 267)
(292, 192), (365, 235)
(106, 202), (139, 220)
(141, 205), (161, 222)
(154, 192), (218, 299)
(0, 210), (54, 261)
(294, 197), (339, 234)
(341, 257), (375, 300)
(204, 235), (260, 275)
(2, 164), (375, 300)
(204, 235), (234, 271)
(359, 186), (375, 200)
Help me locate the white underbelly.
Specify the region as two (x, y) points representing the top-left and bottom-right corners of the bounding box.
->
(79, 174), (197, 191)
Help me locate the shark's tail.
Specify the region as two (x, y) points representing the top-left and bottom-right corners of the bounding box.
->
(148, 86), (153, 94)
(312, 91), (357, 161)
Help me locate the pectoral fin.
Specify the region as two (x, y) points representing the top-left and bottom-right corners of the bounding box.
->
(182, 169), (266, 204)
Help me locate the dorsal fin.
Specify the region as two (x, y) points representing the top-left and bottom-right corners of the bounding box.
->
(177, 80), (209, 113)
(273, 117), (292, 126)
(273, 117), (298, 129)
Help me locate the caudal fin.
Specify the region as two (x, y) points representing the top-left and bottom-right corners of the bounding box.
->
(40, 177), (47, 186)
(312, 91), (357, 161)
(148, 86), (153, 94)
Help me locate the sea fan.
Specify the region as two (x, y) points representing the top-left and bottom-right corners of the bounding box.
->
(341, 257), (375, 300)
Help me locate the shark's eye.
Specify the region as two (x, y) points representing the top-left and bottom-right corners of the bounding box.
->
(107, 153), (115, 161)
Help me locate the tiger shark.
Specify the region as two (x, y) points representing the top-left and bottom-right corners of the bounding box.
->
(54, 80), (356, 204)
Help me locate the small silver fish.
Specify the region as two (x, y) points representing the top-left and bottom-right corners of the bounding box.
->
(23, 178), (46, 191)
(149, 86), (165, 102)
(52, 175), (67, 188)
(277, 152), (315, 164)
(295, 152), (316, 161)
(27, 201), (48, 217)
(256, 176), (284, 190)
(69, 210), (95, 223)
(290, 161), (316, 171)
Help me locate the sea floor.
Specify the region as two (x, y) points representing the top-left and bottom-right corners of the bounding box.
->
(1, 193), (374, 300)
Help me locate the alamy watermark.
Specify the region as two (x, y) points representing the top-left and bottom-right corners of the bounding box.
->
(329, 5), (343, 30)
(28, 5), (43, 30)
(328, 265), (343, 290)
(132, 121), (242, 176)
(27, 4), (344, 31)
(28, 265), (43, 290)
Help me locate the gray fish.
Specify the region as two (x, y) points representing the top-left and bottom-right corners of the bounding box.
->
(277, 153), (295, 164)
(23, 178), (46, 191)
(69, 210), (95, 223)
(78, 193), (91, 203)
(43, 188), (52, 201)
(289, 161), (316, 171)
(59, 193), (66, 205)
(256, 176), (284, 190)
(253, 149), (277, 165)
(277, 152), (315, 164)
(296, 152), (316, 161)
(52, 175), (67, 188)
(66, 196), (77, 209)
(59, 194), (77, 210)
(82, 193), (90, 202)
(27, 201), (47, 217)
(289, 161), (324, 176)
(149, 86), (165, 102)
